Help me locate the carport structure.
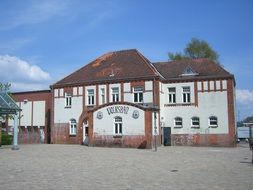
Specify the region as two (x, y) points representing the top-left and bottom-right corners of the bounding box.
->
(0, 92), (21, 149)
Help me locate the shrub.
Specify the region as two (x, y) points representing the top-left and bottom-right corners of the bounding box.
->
(1, 132), (13, 145)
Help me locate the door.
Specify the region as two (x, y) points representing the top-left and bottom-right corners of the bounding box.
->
(83, 120), (89, 145)
(163, 127), (171, 146)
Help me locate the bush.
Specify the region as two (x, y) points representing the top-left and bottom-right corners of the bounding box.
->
(1, 132), (13, 145)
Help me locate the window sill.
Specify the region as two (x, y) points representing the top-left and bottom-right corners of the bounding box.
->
(174, 126), (182, 128)
(113, 135), (123, 138)
(209, 125), (218, 128)
(69, 134), (76, 137)
(65, 106), (72, 109)
(191, 126), (200, 128)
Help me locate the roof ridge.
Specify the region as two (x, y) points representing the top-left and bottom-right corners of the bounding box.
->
(135, 50), (159, 77)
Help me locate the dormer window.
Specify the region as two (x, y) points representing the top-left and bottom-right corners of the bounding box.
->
(180, 66), (198, 77)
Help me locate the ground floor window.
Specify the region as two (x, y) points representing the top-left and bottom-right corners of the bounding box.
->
(114, 116), (122, 135)
(209, 116), (218, 127)
(174, 117), (183, 127)
(69, 119), (77, 135)
(191, 117), (200, 128)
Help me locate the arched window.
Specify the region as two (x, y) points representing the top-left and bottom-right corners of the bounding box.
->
(209, 116), (218, 127)
(191, 117), (200, 128)
(114, 116), (122, 135)
(69, 119), (77, 135)
(174, 117), (183, 127)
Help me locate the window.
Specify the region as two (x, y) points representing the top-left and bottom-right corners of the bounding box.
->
(174, 117), (183, 127)
(65, 93), (72, 107)
(133, 87), (143, 103)
(114, 116), (122, 135)
(111, 87), (119, 102)
(87, 89), (94, 105)
(191, 117), (200, 128)
(100, 88), (105, 104)
(168, 87), (176, 103)
(69, 119), (77, 135)
(209, 116), (218, 127)
(182, 87), (191, 103)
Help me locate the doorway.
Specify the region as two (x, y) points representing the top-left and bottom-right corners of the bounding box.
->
(83, 120), (89, 145)
(163, 127), (171, 146)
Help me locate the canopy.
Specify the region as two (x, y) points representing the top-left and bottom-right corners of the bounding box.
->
(0, 92), (21, 115)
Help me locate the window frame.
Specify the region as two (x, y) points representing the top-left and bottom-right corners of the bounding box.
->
(87, 89), (95, 105)
(114, 116), (123, 135)
(100, 88), (105, 105)
(168, 87), (176, 104)
(182, 86), (191, 103)
(174, 117), (183, 128)
(69, 119), (77, 135)
(209, 116), (218, 127)
(111, 87), (119, 102)
(133, 86), (144, 103)
(191, 117), (200, 128)
(65, 93), (72, 108)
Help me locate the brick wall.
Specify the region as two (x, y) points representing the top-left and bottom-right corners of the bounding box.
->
(51, 123), (79, 144)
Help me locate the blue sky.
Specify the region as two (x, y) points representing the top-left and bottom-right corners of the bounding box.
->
(0, 0), (252, 120)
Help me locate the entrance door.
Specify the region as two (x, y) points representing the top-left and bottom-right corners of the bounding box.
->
(163, 127), (171, 146)
(83, 121), (89, 145)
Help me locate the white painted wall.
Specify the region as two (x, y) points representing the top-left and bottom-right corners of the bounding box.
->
(145, 81), (153, 91)
(20, 102), (32, 127)
(33, 101), (45, 127)
(54, 96), (83, 123)
(143, 91), (153, 103)
(162, 91), (228, 134)
(54, 89), (58, 97)
(78, 86), (83, 95)
(93, 105), (145, 136)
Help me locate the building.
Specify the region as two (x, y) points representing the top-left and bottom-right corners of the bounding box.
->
(11, 49), (236, 148)
(11, 90), (51, 144)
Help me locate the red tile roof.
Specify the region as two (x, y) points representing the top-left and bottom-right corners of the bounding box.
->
(53, 50), (234, 88)
(153, 58), (234, 81)
(53, 49), (158, 87)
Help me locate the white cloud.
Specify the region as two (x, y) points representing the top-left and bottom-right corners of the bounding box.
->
(236, 89), (253, 104)
(0, 55), (51, 91)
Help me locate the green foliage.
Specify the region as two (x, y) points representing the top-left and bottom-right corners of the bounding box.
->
(243, 116), (253, 123)
(0, 82), (11, 92)
(168, 38), (219, 62)
(1, 132), (13, 145)
(168, 52), (188, 61)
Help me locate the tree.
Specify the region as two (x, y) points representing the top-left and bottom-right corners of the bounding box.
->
(169, 38), (219, 62)
(0, 82), (11, 92)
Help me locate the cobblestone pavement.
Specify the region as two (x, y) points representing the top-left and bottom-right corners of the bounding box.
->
(0, 144), (252, 190)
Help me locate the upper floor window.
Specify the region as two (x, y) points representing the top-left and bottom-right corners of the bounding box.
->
(133, 87), (143, 103)
(182, 87), (191, 103)
(191, 117), (200, 128)
(111, 87), (119, 102)
(87, 89), (95, 105)
(114, 116), (122, 135)
(100, 88), (105, 104)
(209, 116), (218, 127)
(174, 117), (183, 128)
(168, 87), (176, 103)
(65, 93), (72, 107)
(69, 119), (77, 135)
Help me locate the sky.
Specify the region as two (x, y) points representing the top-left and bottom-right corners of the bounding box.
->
(0, 0), (252, 120)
